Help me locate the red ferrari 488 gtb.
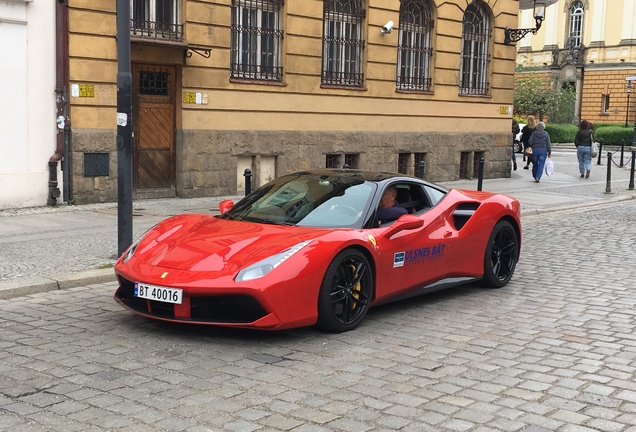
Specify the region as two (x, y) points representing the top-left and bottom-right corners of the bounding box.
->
(114, 169), (521, 332)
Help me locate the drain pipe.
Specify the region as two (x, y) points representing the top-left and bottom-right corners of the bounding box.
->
(50, 0), (70, 206)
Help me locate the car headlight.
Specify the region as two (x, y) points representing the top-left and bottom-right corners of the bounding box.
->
(236, 240), (312, 282)
(122, 237), (142, 264)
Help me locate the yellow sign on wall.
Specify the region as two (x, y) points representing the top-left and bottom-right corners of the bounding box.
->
(499, 105), (512, 115)
(71, 84), (95, 98)
(183, 91), (208, 104)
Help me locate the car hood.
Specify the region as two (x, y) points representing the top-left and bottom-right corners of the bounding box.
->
(131, 214), (326, 273)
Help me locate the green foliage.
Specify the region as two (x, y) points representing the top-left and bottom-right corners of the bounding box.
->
(514, 72), (576, 123)
(542, 123), (636, 144)
(514, 73), (550, 119)
(594, 126), (636, 145)
(545, 123), (578, 143)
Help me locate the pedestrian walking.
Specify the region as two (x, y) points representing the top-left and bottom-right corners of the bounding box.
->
(512, 119), (520, 170)
(520, 115), (537, 169)
(528, 121), (552, 183)
(574, 119), (594, 179)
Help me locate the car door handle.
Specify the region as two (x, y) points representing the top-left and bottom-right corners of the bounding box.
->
(444, 231), (452, 238)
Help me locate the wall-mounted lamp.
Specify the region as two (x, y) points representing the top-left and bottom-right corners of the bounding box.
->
(504, 0), (546, 45)
(380, 21), (394, 35)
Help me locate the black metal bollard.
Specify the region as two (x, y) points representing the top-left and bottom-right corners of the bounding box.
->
(477, 157), (485, 191)
(629, 150), (635, 191)
(596, 139), (604, 165)
(244, 168), (252, 196)
(418, 160), (426, 179)
(620, 139), (625, 167)
(605, 152), (612, 194)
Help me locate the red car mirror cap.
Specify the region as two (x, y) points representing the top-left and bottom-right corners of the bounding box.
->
(219, 199), (234, 214)
(382, 214), (424, 239)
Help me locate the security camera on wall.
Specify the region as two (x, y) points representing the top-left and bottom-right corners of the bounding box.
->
(381, 21), (394, 35)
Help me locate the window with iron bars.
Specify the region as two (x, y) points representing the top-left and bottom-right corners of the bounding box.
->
(321, 0), (366, 87)
(568, 1), (584, 49)
(231, 0), (284, 81)
(396, 0), (433, 92)
(326, 154), (340, 168)
(459, 2), (490, 96)
(131, 0), (182, 41)
(344, 153), (359, 169)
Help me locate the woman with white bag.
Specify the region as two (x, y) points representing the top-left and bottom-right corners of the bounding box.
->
(528, 122), (552, 183)
(574, 120), (594, 179)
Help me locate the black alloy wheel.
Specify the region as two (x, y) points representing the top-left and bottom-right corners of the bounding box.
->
(479, 220), (519, 288)
(317, 249), (373, 332)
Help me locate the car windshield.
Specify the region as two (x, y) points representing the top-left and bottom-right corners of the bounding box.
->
(219, 173), (374, 228)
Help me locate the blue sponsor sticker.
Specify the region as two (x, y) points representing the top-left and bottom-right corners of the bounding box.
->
(393, 252), (405, 268)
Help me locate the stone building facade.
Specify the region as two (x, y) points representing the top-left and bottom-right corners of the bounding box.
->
(60, 0), (522, 205)
(514, 0), (636, 127)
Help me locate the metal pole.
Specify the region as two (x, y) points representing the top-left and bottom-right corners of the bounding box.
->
(244, 169), (252, 195)
(596, 139), (603, 165)
(117, 0), (133, 256)
(477, 158), (485, 191)
(418, 161), (426, 179)
(626, 92), (631, 128)
(620, 139), (625, 167)
(605, 152), (613, 194)
(629, 150), (635, 191)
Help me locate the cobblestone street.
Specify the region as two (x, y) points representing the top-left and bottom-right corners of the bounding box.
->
(1, 200), (636, 431)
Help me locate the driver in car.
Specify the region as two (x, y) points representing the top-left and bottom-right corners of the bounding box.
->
(377, 185), (407, 224)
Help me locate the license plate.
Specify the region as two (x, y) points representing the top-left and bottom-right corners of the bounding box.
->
(134, 282), (183, 304)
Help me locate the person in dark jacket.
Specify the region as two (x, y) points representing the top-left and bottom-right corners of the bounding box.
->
(528, 122), (552, 183)
(512, 119), (520, 170)
(377, 185), (407, 224)
(574, 119), (594, 179)
(520, 115), (537, 169)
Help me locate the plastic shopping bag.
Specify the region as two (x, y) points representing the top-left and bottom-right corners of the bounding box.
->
(545, 158), (554, 176)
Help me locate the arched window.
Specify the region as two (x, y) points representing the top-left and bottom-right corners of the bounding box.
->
(321, 0), (366, 87)
(568, 1), (584, 48)
(231, 0), (284, 81)
(396, 0), (434, 92)
(459, 1), (490, 95)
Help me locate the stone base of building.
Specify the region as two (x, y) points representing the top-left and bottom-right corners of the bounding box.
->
(68, 129), (512, 204)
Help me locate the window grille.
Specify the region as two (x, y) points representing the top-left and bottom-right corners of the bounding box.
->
(459, 1), (490, 96)
(398, 153), (410, 174)
(231, 0), (284, 81)
(326, 154), (340, 168)
(131, 0), (182, 41)
(396, 0), (433, 92)
(344, 153), (359, 168)
(414, 152), (426, 178)
(139, 69), (170, 96)
(568, 1), (584, 48)
(321, 0), (366, 87)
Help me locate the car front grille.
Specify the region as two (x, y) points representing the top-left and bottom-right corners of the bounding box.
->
(115, 277), (268, 324)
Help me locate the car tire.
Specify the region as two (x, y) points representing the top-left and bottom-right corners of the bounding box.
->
(479, 220), (518, 288)
(317, 249), (373, 332)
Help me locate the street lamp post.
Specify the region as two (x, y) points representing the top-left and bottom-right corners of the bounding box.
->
(626, 83), (632, 128)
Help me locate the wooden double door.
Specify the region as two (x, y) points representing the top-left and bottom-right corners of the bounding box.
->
(132, 64), (176, 198)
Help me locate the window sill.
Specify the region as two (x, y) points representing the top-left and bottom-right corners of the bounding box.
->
(396, 89), (434, 95)
(320, 84), (367, 91)
(229, 78), (287, 87)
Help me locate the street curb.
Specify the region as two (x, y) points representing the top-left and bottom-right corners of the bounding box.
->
(520, 193), (636, 216)
(0, 268), (116, 300)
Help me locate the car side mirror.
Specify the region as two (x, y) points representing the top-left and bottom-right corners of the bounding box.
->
(382, 214), (424, 238)
(218, 199), (234, 214)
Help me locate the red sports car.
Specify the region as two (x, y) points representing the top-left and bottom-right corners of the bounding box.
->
(114, 169), (521, 332)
